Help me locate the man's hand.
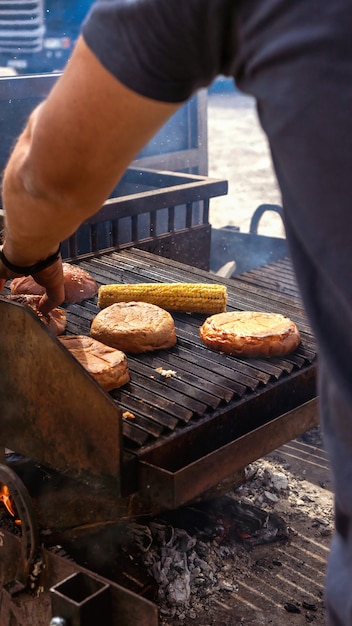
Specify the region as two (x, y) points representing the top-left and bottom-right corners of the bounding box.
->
(31, 257), (65, 314)
(0, 254), (65, 314)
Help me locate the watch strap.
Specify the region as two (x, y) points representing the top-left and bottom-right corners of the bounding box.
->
(0, 244), (61, 276)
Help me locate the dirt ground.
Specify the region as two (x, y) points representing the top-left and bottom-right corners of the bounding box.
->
(151, 90), (333, 626)
(207, 89), (283, 237)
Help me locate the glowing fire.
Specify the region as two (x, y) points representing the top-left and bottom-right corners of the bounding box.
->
(0, 484), (21, 525)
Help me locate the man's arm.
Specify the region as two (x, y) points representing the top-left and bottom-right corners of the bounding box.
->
(0, 36), (180, 309)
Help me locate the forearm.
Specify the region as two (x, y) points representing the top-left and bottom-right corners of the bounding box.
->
(2, 105), (80, 265)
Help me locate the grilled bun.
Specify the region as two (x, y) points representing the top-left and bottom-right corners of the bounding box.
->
(199, 311), (300, 358)
(10, 262), (98, 304)
(90, 301), (177, 354)
(59, 335), (130, 391)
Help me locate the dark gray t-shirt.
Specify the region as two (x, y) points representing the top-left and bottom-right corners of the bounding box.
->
(81, 0), (337, 132)
(82, 0), (240, 102)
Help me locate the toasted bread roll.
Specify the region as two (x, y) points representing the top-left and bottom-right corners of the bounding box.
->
(199, 311), (300, 358)
(90, 301), (177, 354)
(59, 335), (130, 391)
(10, 262), (98, 304)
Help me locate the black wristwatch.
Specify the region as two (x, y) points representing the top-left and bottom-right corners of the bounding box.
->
(0, 244), (61, 276)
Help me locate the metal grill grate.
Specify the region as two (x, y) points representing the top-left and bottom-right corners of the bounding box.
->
(59, 248), (317, 448)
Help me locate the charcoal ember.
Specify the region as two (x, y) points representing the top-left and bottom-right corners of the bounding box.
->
(268, 471), (289, 492)
(28, 554), (45, 592)
(201, 495), (289, 545)
(136, 519), (221, 616)
(0, 509), (21, 535)
(284, 602), (301, 613)
(151, 549), (191, 606)
(255, 558), (272, 569)
(127, 522), (153, 552)
(166, 560), (191, 606)
(141, 525), (192, 598)
(127, 493), (292, 621)
(195, 540), (212, 558)
(172, 528), (197, 552)
(192, 556), (212, 575)
(149, 522), (174, 546)
(264, 490), (279, 503)
(302, 601), (318, 611)
(298, 425), (323, 447)
(218, 578), (235, 592)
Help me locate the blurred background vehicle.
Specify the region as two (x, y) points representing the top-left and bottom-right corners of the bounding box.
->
(0, 0), (94, 74)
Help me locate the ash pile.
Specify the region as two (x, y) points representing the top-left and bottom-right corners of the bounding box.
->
(126, 426), (333, 624)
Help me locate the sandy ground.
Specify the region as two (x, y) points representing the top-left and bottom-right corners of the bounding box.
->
(207, 90), (284, 238)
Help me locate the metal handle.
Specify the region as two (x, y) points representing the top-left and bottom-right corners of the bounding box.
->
(249, 203), (284, 234)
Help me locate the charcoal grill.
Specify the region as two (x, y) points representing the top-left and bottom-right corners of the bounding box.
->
(0, 69), (318, 626)
(0, 172), (318, 626)
(0, 247), (317, 498)
(0, 235), (317, 626)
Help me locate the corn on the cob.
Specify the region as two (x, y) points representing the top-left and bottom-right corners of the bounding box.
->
(98, 282), (227, 313)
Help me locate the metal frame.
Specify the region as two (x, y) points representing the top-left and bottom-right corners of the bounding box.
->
(0, 527), (158, 626)
(0, 74), (208, 176)
(0, 298), (122, 488)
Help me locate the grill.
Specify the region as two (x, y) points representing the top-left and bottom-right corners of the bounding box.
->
(0, 156), (317, 626)
(0, 246), (317, 505)
(0, 242), (318, 624)
(0, 175), (318, 625)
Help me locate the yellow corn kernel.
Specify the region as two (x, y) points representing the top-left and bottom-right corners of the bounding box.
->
(97, 282), (227, 313)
